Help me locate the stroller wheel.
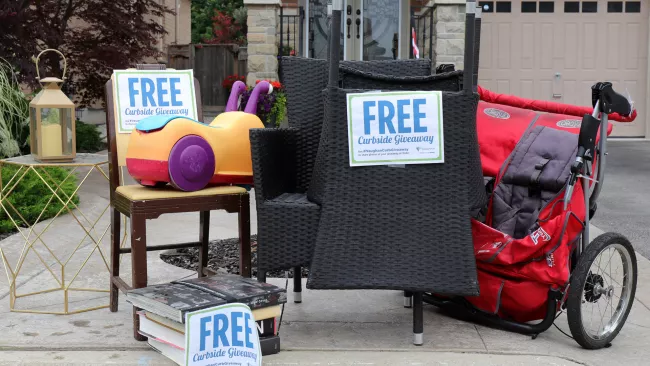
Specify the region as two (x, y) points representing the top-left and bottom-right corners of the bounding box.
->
(566, 232), (637, 349)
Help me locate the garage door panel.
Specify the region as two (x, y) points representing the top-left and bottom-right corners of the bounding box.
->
(562, 80), (579, 106)
(540, 23), (555, 69)
(478, 0), (647, 137)
(553, 25), (564, 62)
(497, 23), (512, 69)
(606, 23), (622, 69)
(565, 23), (579, 69)
(625, 23), (642, 70)
(582, 23), (598, 70)
(480, 22), (493, 69)
(521, 23), (535, 69)
(520, 80), (535, 99)
(496, 79), (511, 94)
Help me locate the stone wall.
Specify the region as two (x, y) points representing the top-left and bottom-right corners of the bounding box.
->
(245, 0), (281, 85)
(433, 3), (466, 70)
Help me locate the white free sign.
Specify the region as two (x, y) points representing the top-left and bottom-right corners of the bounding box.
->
(346, 91), (444, 167)
(185, 303), (262, 366)
(112, 69), (198, 134)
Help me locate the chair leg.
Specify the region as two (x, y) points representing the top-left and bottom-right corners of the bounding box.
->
(413, 292), (424, 346)
(198, 211), (210, 278)
(238, 194), (251, 278)
(257, 271), (267, 283)
(130, 214), (147, 342)
(404, 291), (413, 308)
(293, 266), (302, 303)
(109, 208), (121, 313)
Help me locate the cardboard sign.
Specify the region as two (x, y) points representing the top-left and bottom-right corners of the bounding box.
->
(185, 303), (262, 366)
(112, 70), (198, 134)
(346, 91), (444, 167)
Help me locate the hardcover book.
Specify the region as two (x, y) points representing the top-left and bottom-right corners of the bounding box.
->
(137, 311), (277, 350)
(125, 274), (287, 323)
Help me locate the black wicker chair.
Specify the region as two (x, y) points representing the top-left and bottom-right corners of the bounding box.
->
(306, 0), (482, 346)
(250, 57), (439, 303)
(308, 67), (486, 214)
(305, 84), (481, 344)
(252, 0), (483, 346)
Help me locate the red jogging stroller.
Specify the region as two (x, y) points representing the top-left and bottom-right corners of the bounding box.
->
(423, 82), (639, 350)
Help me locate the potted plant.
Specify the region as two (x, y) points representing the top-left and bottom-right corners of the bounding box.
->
(222, 74), (246, 105)
(239, 80), (286, 128)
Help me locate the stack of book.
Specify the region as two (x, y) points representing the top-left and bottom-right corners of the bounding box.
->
(125, 274), (286, 365)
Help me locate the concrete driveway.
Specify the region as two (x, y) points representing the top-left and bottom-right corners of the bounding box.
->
(591, 140), (650, 259)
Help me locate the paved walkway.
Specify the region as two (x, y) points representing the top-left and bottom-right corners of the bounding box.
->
(0, 153), (648, 365)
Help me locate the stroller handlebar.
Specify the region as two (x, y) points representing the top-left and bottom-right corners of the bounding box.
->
(591, 82), (634, 118)
(477, 85), (637, 123)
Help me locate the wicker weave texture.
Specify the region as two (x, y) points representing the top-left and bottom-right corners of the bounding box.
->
(340, 67), (463, 91)
(308, 67), (487, 211)
(280, 57), (329, 193)
(280, 57), (436, 193)
(252, 57), (441, 274)
(306, 88), (480, 295)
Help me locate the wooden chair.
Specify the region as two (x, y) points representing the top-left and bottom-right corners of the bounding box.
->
(104, 64), (251, 341)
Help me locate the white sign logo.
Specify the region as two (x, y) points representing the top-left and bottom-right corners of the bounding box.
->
(113, 70), (198, 134)
(484, 108), (510, 119)
(185, 303), (262, 366)
(346, 91), (444, 167)
(556, 119), (582, 128)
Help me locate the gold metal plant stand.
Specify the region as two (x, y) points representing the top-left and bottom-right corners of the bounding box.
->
(0, 153), (110, 314)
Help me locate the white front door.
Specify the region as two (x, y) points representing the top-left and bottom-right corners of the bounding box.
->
(343, 0), (401, 61)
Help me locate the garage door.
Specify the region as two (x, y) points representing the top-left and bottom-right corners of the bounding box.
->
(478, 0), (648, 137)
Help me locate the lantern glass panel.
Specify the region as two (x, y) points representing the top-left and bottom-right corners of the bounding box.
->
(40, 107), (65, 157)
(30, 107), (38, 156)
(60, 107), (73, 155)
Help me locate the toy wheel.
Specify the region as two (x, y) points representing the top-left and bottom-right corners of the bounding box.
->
(566, 232), (637, 349)
(168, 135), (215, 192)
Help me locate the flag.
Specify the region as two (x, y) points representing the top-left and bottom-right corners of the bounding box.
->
(411, 27), (420, 59)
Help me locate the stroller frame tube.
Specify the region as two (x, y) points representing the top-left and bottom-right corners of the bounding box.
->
(579, 101), (609, 255)
(590, 109), (609, 211)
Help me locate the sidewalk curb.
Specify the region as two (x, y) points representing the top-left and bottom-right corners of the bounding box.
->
(0, 349), (589, 366)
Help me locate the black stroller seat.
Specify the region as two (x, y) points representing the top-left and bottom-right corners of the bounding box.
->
(491, 126), (578, 239)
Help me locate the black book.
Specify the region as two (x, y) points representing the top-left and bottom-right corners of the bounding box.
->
(126, 274), (286, 323)
(260, 335), (281, 356)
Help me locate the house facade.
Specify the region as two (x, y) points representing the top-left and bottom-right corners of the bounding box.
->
(246, 0), (649, 138)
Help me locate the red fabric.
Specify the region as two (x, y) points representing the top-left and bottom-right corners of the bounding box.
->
(477, 86), (637, 122)
(467, 167), (585, 323)
(477, 101), (613, 177)
(460, 89), (605, 323)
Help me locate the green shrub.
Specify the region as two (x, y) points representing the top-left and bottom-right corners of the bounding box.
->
(76, 120), (104, 153)
(0, 164), (79, 234)
(0, 58), (30, 159)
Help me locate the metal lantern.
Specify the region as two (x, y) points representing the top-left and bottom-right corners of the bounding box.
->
(29, 49), (76, 162)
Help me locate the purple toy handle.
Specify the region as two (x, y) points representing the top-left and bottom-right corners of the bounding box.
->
(225, 80), (247, 112)
(244, 81), (273, 114)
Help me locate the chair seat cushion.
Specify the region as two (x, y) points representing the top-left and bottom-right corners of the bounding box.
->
(116, 184), (246, 201)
